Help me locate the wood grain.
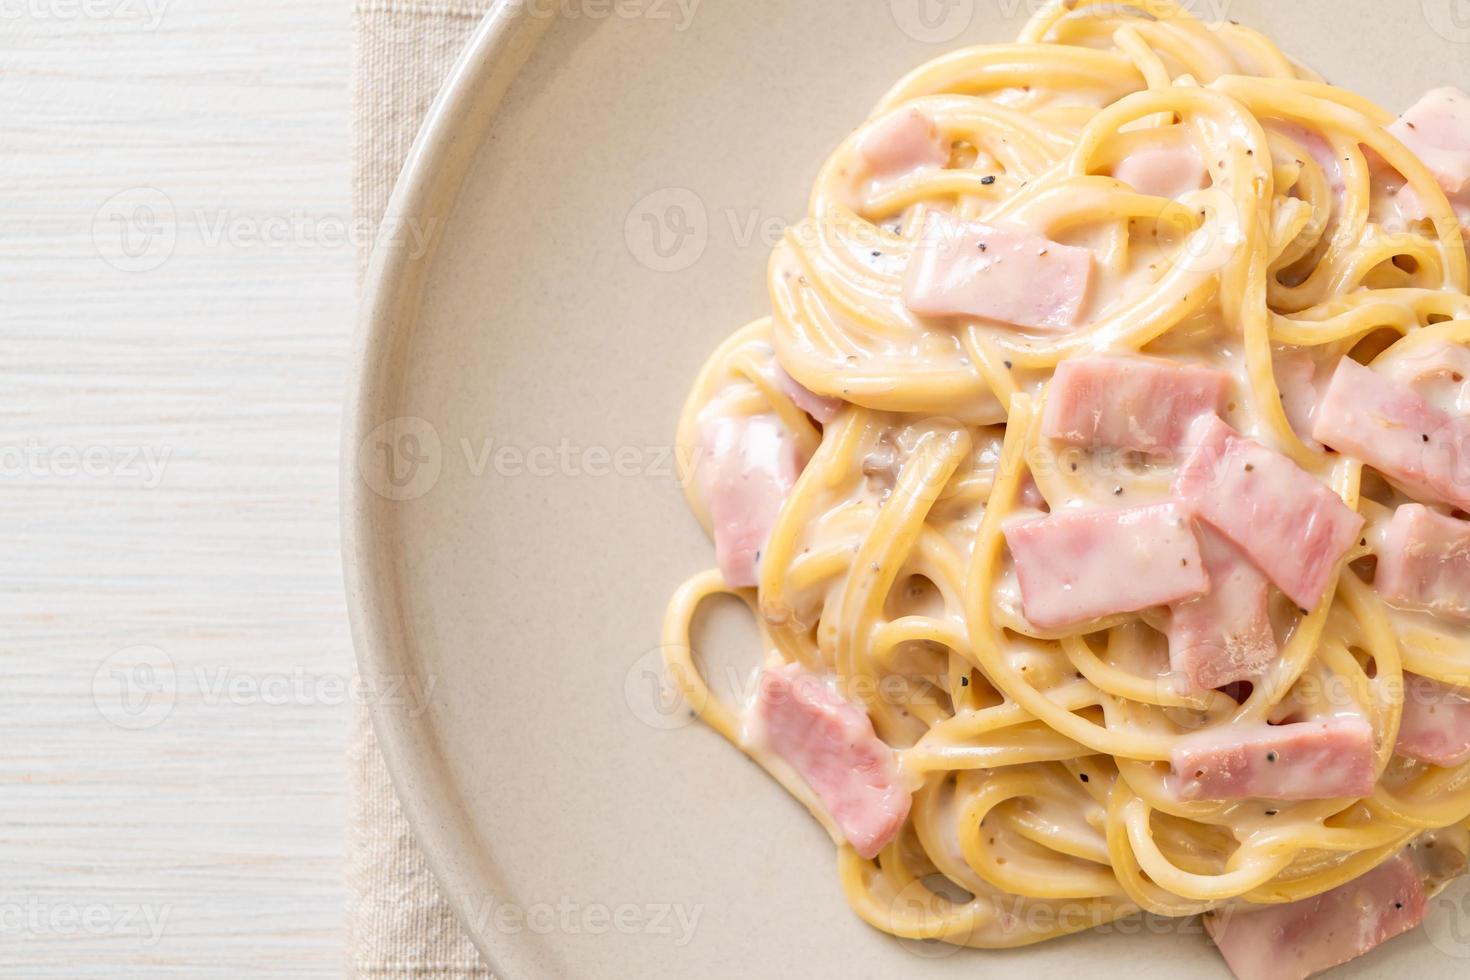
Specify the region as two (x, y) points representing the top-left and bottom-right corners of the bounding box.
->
(0, 0), (352, 974)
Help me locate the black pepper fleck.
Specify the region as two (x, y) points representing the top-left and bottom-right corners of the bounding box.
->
(1003, 360), (1013, 369)
(1079, 773), (1090, 782)
(1266, 751), (1279, 763)
(960, 676), (969, 687)
(1265, 809), (1278, 816)
(981, 175), (996, 185)
(978, 242), (988, 251)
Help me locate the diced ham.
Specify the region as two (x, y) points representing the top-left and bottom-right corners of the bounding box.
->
(1170, 717), (1377, 801)
(1274, 349), (1322, 447)
(1017, 471), (1048, 512)
(1003, 503), (1207, 630)
(1042, 355), (1228, 454)
(1380, 341), (1470, 416)
(1397, 672), (1470, 767)
(701, 414), (802, 588)
(1375, 503), (1470, 620)
(772, 363), (842, 423)
(1270, 120), (1344, 196)
(902, 209), (1093, 331)
(1112, 143), (1208, 199)
(747, 663), (911, 859)
(1205, 853), (1427, 980)
(856, 107), (948, 180)
(1173, 417), (1365, 609)
(1312, 357), (1470, 511)
(1392, 179), (1470, 226)
(1386, 87), (1470, 197)
(1168, 530), (1277, 693)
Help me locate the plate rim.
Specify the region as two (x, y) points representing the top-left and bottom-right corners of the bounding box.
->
(340, 3), (551, 974)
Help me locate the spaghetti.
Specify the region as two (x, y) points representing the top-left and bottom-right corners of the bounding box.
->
(663, 0), (1470, 964)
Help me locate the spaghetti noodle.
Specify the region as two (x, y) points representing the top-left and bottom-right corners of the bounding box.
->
(663, 0), (1470, 967)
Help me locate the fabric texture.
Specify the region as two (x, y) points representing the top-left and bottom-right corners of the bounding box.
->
(348, 1), (495, 976)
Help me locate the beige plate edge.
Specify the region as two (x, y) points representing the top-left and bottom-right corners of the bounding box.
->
(341, 4), (545, 974)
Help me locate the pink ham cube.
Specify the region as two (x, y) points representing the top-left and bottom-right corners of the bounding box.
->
(747, 663), (910, 859)
(1170, 717), (1377, 801)
(902, 209), (1093, 331)
(1387, 87), (1470, 196)
(856, 107), (948, 180)
(1174, 417), (1364, 609)
(773, 363), (842, 423)
(701, 414), (802, 588)
(1205, 853), (1427, 980)
(1003, 503), (1207, 630)
(1312, 357), (1470, 512)
(1375, 503), (1470, 620)
(1397, 672), (1470, 767)
(1112, 143), (1208, 199)
(1042, 354), (1228, 454)
(1168, 529), (1277, 693)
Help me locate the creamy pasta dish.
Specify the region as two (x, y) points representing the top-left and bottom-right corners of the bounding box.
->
(662, 2), (1470, 976)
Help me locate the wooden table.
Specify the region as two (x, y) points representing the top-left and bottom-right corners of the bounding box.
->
(2, 1), (352, 974)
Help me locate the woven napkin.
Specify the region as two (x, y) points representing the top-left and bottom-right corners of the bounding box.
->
(348, 1), (494, 976)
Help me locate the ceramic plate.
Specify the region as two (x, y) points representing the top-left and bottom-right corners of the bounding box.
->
(343, 2), (1470, 975)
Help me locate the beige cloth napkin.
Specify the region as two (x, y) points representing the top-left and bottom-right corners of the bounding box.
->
(348, 2), (494, 976)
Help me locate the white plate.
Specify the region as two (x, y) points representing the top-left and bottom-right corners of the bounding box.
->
(343, 2), (1470, 976)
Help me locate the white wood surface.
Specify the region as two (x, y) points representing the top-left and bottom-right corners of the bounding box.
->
(1, 0), (353, 974)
